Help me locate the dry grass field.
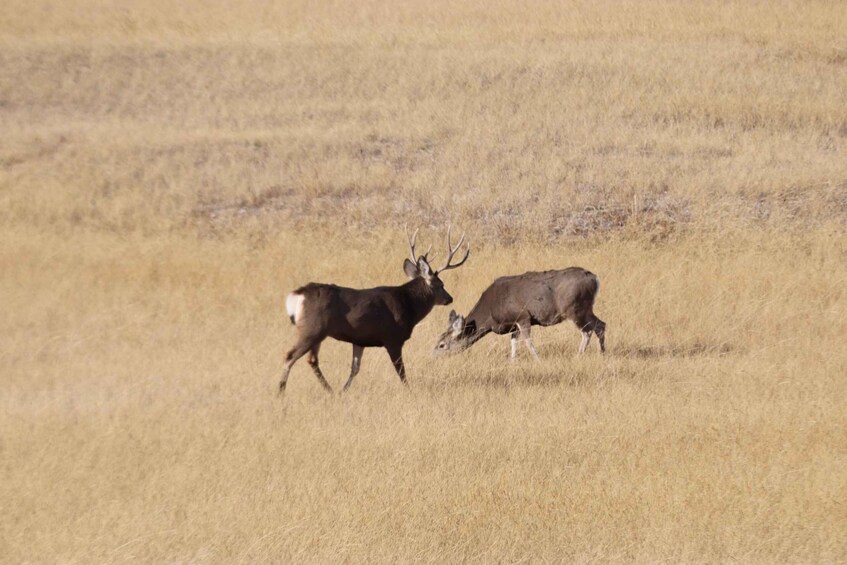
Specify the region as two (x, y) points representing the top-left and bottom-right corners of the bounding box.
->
(2, 1), (846, 562)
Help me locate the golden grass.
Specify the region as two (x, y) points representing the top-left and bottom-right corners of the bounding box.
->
(2, 1), (846, 242)
(2, 1), (846, 562)
(2, 226), (846, 561)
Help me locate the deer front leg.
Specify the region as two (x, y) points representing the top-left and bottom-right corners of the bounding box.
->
(342, 345), (364, 392)
(385, 344), (409, 386)
(518, 323), (540, 360)
(510, 331), (519, 361)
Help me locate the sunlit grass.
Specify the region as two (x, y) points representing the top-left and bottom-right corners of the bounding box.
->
(1, 1), (846, 561)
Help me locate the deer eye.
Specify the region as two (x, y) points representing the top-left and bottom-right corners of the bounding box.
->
(439, 343), (446, 349)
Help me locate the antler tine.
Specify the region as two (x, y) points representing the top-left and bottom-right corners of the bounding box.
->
(405, 225), (420, 263)
(437, 225), (471, 273)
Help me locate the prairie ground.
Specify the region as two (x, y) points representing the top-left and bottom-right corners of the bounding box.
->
(1, 1), (846, 562)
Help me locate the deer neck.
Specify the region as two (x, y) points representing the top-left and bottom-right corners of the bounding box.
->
(401, 278), (437, 326)
(460, 316), (492, 350)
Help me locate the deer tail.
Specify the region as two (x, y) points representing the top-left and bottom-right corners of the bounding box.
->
(285, 292), (305, 325)
(585, 270), (600, 296)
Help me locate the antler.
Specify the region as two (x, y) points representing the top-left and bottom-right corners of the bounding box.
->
(405, 225), (431, 262)
(436, 225), (470, 273)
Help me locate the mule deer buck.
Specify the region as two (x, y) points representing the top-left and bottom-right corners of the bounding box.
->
(280, 227), (470, 396)
(432, 268), (606, 360)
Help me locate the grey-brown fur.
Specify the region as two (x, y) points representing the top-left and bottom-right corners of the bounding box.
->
(433, 267), (606, 359)
(280, 229), (469, 396)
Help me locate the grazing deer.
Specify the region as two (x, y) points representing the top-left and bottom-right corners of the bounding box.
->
(432, 268), (606, 360)
(279, 228), (470, 396)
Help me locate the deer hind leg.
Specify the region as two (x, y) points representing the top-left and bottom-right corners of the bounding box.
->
(279, 341), (311, 396)
(594, 317), (606, 353)
(342, 345), (364, 392)
(518, 322), (540, 360)
(306, 343), (333, 393)
(386, 344), (409, 387)
(579, 329), (591, 354)
(577, 315), (606, 354)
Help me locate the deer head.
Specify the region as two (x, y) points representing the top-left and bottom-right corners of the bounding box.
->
(403, 226), (470, 306)
(433, 309), (477, 356)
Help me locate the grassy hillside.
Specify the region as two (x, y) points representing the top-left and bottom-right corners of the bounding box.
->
(1, 1), (845, 562)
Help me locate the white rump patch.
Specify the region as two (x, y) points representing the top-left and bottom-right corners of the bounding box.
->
(285, 293), (306, 324)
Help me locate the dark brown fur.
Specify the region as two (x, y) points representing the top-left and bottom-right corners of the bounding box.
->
(280, 229), (469, 396)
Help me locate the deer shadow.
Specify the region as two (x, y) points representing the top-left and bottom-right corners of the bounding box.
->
(613, 342), (734, 359)
(424, 340), (735, 392)
(425, 360), (612, 391)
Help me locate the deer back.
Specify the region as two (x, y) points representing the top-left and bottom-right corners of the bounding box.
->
(470, 268), (599, 331)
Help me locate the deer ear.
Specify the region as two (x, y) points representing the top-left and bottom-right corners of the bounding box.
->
(448, 309), (457, 324)
(403, 258), (419, 279)
(417, 257), (432, 279)
(451, 314), (464, 335)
